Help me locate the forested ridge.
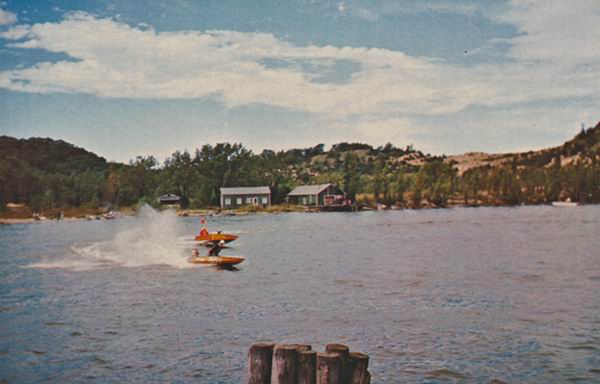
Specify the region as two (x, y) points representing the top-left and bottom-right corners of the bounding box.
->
(1, 122), (599, 212)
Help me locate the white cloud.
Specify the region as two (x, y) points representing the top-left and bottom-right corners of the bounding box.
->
(0, 7), (16, 25)
(493, 0), (600, 66)
(0, 12), (481, 117)
(0, 3), (599, 151)
(470, 0), (600, 109)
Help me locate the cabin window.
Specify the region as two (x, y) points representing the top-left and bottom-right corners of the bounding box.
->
(236, 197), (242, 205)
(262, 197), (268, 204)
(225, 198), (231, 205)
(246, 197), (252, 204)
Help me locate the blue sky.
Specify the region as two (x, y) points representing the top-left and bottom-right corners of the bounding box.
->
(1, 0), (599, 162)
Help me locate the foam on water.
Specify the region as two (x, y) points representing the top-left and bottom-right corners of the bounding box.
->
(27, 205), (193, 270)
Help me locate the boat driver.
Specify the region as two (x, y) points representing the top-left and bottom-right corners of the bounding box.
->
(208, 240), (225, 256)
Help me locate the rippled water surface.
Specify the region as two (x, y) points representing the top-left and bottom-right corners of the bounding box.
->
(1, 206), (599, 383)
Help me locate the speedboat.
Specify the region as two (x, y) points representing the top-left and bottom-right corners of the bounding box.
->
(194, 231), (238, 244)
(188, 255), (245, 266)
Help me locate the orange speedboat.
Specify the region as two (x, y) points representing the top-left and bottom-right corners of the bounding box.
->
(188, 255), (245, 266)
(194, 228), (238, 244)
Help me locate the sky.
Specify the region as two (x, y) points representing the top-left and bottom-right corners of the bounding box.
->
(0, 0), (599, 163)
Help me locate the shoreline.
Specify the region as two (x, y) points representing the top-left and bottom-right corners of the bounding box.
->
(1, 202), (592, 225)
(0, 208), (133, 225)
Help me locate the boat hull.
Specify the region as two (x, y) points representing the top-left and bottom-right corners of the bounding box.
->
(194, 233), (238, 243)
(188, 256), (245, 266)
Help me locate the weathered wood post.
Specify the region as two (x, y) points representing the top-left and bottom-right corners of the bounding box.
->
(316, 352), (340, 384)
(296, 349), (317, 384)
(271, 344), (299, 384)
(247, 343), (275, 384)
(347, 352), (369, 384)
(325, 343), (350, 383)
(247, 342), (370, 384)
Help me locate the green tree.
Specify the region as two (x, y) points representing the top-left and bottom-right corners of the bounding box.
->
(342, 152), (361, 202)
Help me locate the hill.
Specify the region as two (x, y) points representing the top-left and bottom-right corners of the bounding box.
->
(0, 136), (107, 174)
(1, 122), (599, 214)
(0, 136), (108, 210)
(446, 122), (600, 205)
(447, 122), (600, 175)
(514, 122), (600, 167)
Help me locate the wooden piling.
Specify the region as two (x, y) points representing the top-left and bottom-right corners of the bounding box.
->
(271, 344), (299, 384)
(347, 352), (369, 384)
(296, 349), (317, 384)
(247, 342), (370, 384)
(247, 343), (275, 384)
(325, 344), (350, 383)
(316, 352), (340, 384)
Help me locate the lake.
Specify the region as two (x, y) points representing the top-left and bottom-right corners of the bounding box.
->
(1, 206), (599, 383)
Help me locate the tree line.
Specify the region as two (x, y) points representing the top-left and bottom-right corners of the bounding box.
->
(1, 124), (599, 212)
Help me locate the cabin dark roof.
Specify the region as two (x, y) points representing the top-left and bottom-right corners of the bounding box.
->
(287, 184), (332, 196)
(220, 187), (271, 195)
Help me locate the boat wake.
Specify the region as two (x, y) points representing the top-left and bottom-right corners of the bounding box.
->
(26, 205), (193, 270)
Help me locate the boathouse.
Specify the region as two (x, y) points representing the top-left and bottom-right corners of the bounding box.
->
(220, 187), (271, 209)
(158, 193), (181, 206)
(286, 183), (346, 206)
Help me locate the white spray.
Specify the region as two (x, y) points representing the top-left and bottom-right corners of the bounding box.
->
(29, 205), (194, 270)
